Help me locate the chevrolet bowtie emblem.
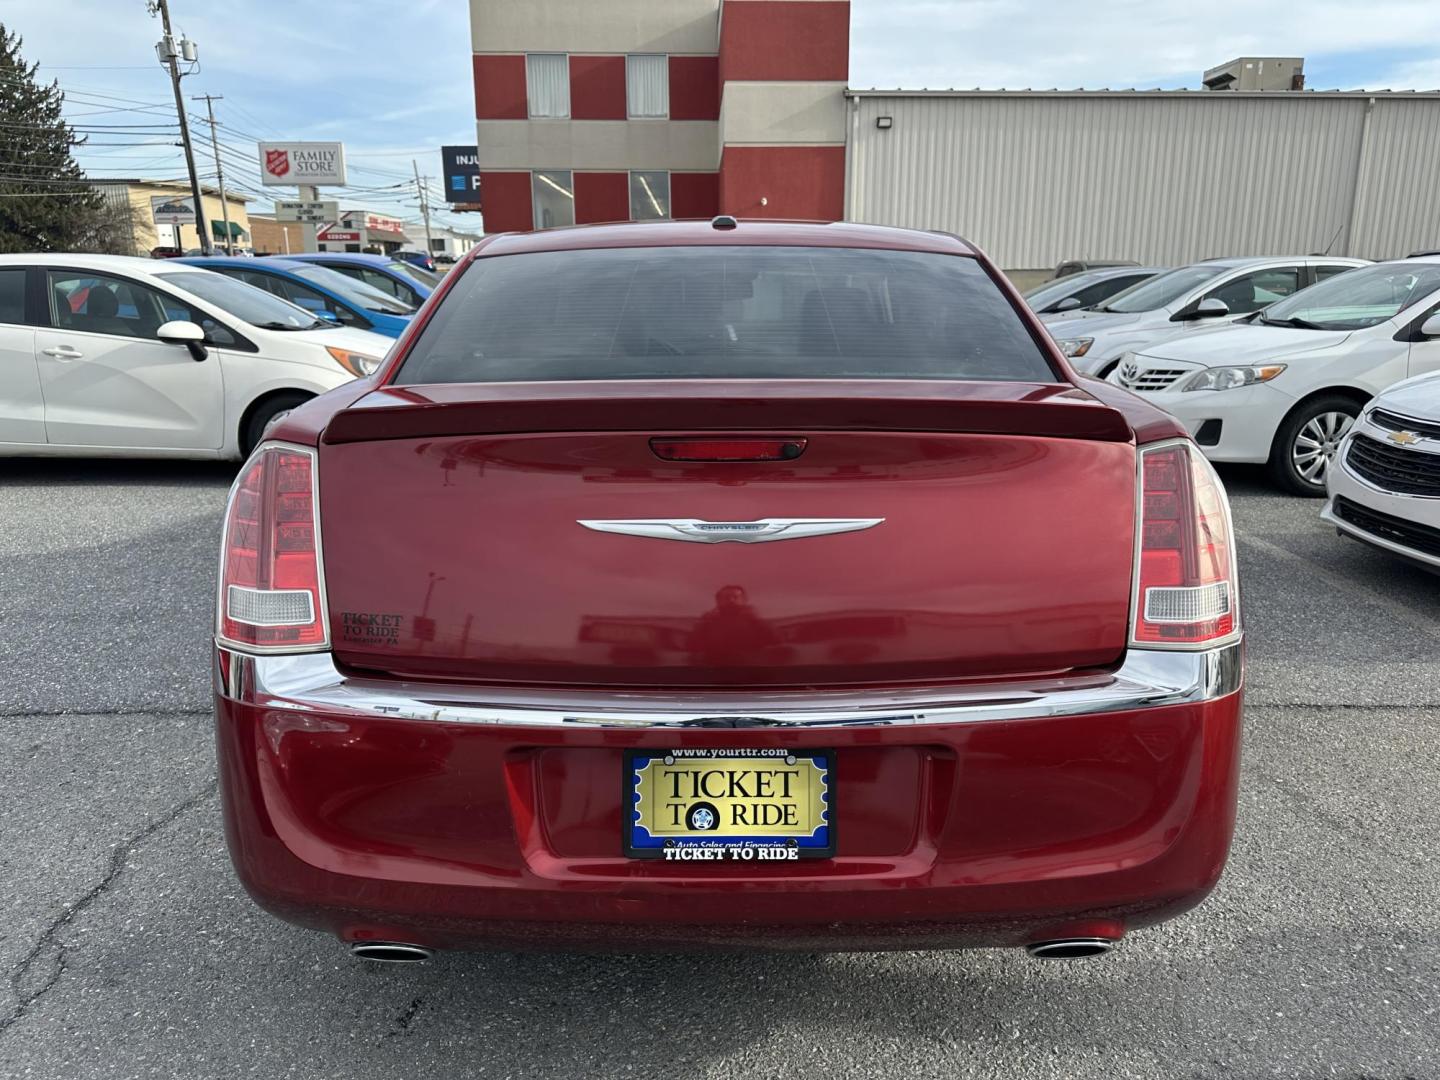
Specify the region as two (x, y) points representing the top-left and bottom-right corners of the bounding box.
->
(577, 518), (885, 544)
(1388, 430), (1422, 446)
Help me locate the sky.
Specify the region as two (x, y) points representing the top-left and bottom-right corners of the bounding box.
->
(7, 0), (1440, 234)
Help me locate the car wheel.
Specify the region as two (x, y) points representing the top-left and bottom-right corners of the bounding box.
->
(1267, 395), (1360, 497)
(242, 393), (312, 456)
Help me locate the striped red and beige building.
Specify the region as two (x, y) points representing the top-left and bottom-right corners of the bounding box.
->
(469, 0), (849, 231)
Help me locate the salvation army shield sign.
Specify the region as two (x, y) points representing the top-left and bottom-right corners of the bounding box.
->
(257, 141), (347, 187)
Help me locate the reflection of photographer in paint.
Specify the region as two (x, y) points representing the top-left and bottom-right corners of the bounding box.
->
(689, 585), (780, 665)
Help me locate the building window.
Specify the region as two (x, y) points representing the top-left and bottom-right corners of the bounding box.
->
(526, 53), (570, 118)
(629, 171), (670, 221)
(626, 54), (668, 118)
(532, 170), (576, 229)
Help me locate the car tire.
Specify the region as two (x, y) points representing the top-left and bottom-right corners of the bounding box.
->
(1266, 394), (1361, 497)
(242, 393), (312, 456)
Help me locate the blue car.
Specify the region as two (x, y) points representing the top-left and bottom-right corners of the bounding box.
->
(283, 252), (441, 309)
(177, 257), (416, 338)
(393, 250), (437, 273)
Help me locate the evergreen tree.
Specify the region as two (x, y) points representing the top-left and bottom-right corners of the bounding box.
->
(0, 22), (106, 252)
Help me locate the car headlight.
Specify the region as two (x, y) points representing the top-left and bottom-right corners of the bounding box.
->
(1179, 364), (1287, 392)
(325, 346), (381, 377)
(1054, 337), (1093, 358)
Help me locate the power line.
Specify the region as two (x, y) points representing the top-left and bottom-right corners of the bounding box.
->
(220, 98), (281, 139)
(0, 190), (99, 197)
(8, 66), (481, 233)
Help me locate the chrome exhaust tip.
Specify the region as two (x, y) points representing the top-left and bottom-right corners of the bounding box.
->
(349, 941), (434, 964)
(1025, 937), (1115, 960)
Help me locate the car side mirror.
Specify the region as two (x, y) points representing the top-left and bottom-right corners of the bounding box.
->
(1420, 312), (1440, 338)
(157, 320), (208, 361)
(1193, 297), (1230, 318)
(1054, 297), (1083, 312)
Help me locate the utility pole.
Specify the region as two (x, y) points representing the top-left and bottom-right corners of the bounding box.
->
(413, 159), (434, 258)
(150, 0), (210, 254)
(299, 184), (320, 253)
(192, 94), (233, 254)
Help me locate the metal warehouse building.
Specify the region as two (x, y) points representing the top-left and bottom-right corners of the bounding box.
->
(846, 88), (1440, 273)
(467, 0), (1440, 272)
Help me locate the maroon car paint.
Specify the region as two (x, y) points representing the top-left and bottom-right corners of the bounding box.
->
(220, 219), (1241, 953)
(216, 683), (1241, 951)
(318, 425), (1136, 685)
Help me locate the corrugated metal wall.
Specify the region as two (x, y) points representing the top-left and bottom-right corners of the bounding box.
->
(846, 92), (1440, 269)
(1351, 99), (1440, 259)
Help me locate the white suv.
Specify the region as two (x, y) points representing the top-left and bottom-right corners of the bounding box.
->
(1043, 256), (1369, 377)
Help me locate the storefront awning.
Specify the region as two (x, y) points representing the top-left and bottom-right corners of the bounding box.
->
(211, 220), (248, 239)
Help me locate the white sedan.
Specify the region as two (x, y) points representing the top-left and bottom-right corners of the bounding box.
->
(0, 253), (393, 460)
(1107, 258), (1440, 495)
(1323, 372), (1440, 571)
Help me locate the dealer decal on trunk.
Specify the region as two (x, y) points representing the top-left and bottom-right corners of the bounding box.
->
(338, 611), (403, 646)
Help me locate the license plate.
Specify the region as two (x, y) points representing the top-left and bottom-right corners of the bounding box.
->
(623, 748), (834, 861)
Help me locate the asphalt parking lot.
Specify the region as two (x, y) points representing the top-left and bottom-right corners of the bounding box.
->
(1, 458), (1437, 1080)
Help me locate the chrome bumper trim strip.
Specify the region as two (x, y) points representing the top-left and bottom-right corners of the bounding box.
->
(215, 641), (1242, 729)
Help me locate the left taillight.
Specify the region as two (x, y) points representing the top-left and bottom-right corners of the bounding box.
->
(216, 443), (328, 652)
(1132, 441), (1239, 648)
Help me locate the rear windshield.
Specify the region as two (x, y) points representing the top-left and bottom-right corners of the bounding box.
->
(394, 246), (1056, 384)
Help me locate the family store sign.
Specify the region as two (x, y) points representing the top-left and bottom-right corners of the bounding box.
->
(257, 141), (348, 187)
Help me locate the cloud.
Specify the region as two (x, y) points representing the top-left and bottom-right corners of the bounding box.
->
(849, 0), (1440, 89)
(1369, 57), (1440, 90)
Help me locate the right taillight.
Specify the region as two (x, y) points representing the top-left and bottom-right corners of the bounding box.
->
(1133, 441), (1238, 647)
(216, 443), (328, 652)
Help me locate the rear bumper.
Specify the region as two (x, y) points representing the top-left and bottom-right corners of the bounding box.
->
(214, 644), (1244, 952)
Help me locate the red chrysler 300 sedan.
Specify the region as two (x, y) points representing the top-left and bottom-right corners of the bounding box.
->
(214, 219), (1243, 962)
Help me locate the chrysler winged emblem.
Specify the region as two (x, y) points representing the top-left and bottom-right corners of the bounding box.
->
(577, 518), (885, 544)
(1387, 430), (1422, 446)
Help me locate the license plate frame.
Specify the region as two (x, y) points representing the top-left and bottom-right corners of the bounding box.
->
(623, 748), (835, 861)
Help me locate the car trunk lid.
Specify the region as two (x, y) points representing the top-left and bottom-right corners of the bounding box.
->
(317, 380), (1138, 688)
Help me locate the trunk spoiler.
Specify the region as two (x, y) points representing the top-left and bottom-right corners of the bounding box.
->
(322, 380), (1134, 445)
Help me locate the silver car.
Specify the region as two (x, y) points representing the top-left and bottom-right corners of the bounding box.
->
(1042, 256), (1368, 377)
(1022, 266), (1166, 316)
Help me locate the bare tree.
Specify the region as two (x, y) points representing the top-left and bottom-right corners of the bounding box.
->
(71, 196), (146, 255)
